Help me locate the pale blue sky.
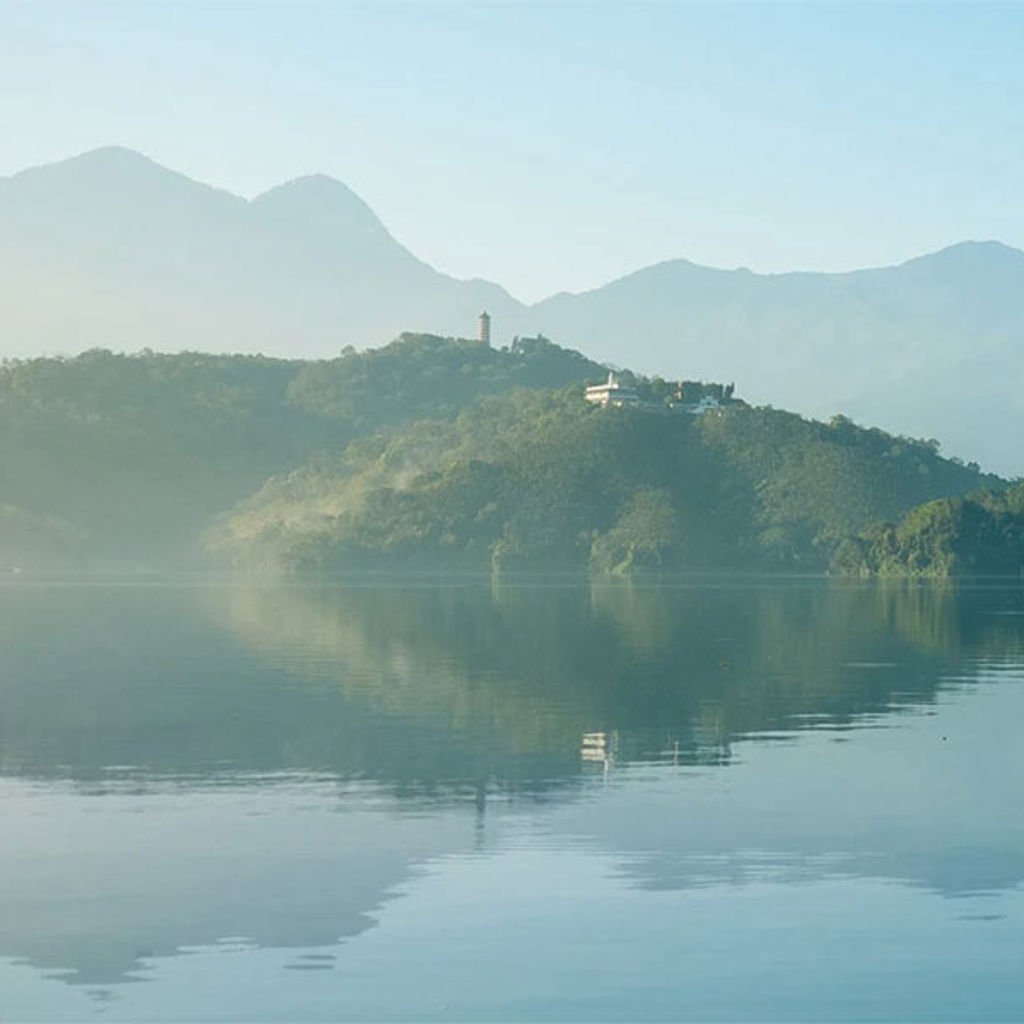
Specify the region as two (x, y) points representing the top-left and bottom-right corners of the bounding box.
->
(1, 1), (1022, 300)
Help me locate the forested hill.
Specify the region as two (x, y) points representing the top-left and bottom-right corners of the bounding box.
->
(288, 332), (604, 430)
(831, 483), (1024, 577)
(217, 389), (1000, 575)
(0, 330), (1006, 574)
(0, 334), (605, 567)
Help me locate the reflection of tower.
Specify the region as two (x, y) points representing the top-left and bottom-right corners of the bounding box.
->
(474, 779), (487, 850)
(478, 310), (491, 346)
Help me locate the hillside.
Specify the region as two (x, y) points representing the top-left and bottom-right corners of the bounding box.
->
(0, 329), (1014, 577)
(832, 483), (1024, 577)
(216, 389), (1000, 574)
(0, 349), (334, 563)
(0, 334), (605, 566)
(2, 150), (1023, 473)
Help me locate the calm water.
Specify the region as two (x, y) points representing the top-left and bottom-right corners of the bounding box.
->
(1, 577), (1022, 1021)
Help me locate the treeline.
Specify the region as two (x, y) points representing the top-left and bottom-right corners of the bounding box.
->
(0, 335), (606, 565)
(0, 349), (333, 562)
(289, 332), (606, 428)
(217, 388), (999, 574)
(832, 484), (1024, 577)
(0, 332), (1010, 574)
(7, 576), (1006, 787)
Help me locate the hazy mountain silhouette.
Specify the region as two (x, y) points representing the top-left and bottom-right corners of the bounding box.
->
(0, 147), (520, 358)
(2, 148), (1023, 471)
(522, 241), (1024, 473)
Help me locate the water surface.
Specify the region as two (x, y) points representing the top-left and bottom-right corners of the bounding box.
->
(1, 577), (1022, 1020)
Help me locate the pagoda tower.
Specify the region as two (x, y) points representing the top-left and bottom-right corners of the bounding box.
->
(478, 310), (491, 346)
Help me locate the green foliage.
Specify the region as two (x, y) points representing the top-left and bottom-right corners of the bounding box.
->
(0, 333), (1005, 575)
(590, 489), (682, 574)
(0, 349), (340, 560)
(220, 390), (998, 575)
(286, 332), (605, 430)
(832, 482), (1024, 577)
(0, 335), (605, 567)
(694, 406), (1000, 563)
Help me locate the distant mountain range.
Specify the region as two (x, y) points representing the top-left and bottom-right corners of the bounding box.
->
(2, 147), (1022, 473)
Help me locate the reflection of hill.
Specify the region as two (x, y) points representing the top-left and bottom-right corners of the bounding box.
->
(551, 661), (1024, 902)
(0, 582), (574, 794)
(0, 583), (483, 989)
(3, 579), (1022, 793)
(0, 779), (469, 986)
(2, 578), (1023, 992)
(210, 577), (1024, 775)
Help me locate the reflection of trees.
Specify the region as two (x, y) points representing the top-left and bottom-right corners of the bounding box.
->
(1, 578), (1022, 992)
(210, 577), (1024, 780)
(206, 581), (599, 786)
(2, 579), (1021, 794)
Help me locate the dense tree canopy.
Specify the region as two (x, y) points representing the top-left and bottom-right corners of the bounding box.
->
(0, 333), (1008, 574)
(0, 349), (337, 560)
(286, 332), (606, 428)
(831, 482), (1024, 577)
(0, 336), (607, 566)
(217, 389), (1000, 574)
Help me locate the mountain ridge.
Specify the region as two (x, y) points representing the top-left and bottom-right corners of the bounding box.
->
(1, 147), (1022, 473)
(9, 147), (1019, 300)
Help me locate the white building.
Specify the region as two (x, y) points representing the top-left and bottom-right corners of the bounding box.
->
(585, 372), (640, 408)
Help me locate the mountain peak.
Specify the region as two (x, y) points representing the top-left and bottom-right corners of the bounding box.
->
(935, 239), (1021, 256)
(66, 144), (157, 166)
(258, 172), (360, 198)
(254, 173), (376, 208)
(897, 239), (1024, 271)
(13, 145), (180, 182)
(3, 146), (243, 212)
(251, 173), (397, 244)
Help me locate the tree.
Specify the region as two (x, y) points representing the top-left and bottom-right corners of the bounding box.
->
(590, 490), (682, 574)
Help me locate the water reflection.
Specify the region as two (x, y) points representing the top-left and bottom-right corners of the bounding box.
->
(208, 577), (1024, 780)
(0, 577), (1022, 1007)
(3, 578), (1022, 789)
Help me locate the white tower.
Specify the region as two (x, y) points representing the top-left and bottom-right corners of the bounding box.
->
(478, 310), (491, 346)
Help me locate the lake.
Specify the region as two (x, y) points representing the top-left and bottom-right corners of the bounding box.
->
(1, 576), (1022, 1021)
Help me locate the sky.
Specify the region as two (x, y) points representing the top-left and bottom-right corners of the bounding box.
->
(1, 1), (1022, 302)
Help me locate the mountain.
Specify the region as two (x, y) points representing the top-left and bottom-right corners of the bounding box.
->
(518, 242), (1024, 475)
(0, 147), (521, 358)
(1, 148), (1022, 473)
